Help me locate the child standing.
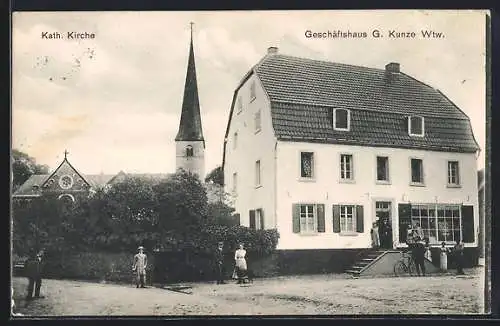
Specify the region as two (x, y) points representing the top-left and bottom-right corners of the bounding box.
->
(439, 242), (449, 272)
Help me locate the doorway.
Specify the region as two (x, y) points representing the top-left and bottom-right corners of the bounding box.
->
(375, 201), (393, 249)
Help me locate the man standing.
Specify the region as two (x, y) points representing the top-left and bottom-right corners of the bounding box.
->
(453, 240), (465, 275)
(412, 240), (427, 276)
(215, 241), (226, 284)
(133, 246), (147, 288)
(25, 250), (44, 300)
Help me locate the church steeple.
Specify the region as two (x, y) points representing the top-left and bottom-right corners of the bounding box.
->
(175, 22), (204, 142)
(175, 23), (205, 180)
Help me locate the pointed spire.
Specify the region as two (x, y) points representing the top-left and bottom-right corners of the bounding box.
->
(64, 149), (69, 159)
(175, 22), (204, 142)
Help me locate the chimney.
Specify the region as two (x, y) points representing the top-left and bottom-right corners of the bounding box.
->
(267, 46), (278, 55)
(385, 62), (400, 82)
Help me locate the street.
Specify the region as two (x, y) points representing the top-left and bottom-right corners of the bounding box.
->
(12, 267), (485, 316)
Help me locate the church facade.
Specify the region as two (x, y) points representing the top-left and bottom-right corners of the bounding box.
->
(13, 25), (221, 203)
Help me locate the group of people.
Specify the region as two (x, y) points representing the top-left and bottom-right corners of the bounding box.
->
(370, 218), (393, 249)
(406, 222), (466, 276)
(216, 242), (250, 285)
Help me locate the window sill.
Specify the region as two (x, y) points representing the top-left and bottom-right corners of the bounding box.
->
(339, 232), (359, 237)
(410, 182), (426, 187)
(408, 133), (425, 137)
(299, 232), (319, 236)
(446, 184), (462, 188)
(298, 177), (316, 182)
(255, 184), (262, 189)
(375, 180), (391, 185)
(254, 128), (261, 134)
(339, 179), (355, 184)
(334, 127), (350, 132)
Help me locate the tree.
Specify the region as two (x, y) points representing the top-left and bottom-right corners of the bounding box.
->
(12, 149), (49, 191)
(155, 169), (208, 239)
(205, 166), (224, 186)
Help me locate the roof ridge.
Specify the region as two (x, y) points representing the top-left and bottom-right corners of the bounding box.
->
(261, 54), (386, 73)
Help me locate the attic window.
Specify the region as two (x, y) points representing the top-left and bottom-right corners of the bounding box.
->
(333, 109), (350, 131)
(237, 96), (242, 114)
(250, 81), (256, 102)
(186, 145), (194, 157)
(32, 185), (39, 191)
(408, 116), (424, 137)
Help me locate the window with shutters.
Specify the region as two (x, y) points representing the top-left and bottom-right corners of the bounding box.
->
(340, 154), (354, 181)
(255, 209), (264, 230)
(409, 204), (462, 245)
(340, 205), (356, 232)
(333, 109), (350, 131)
(376, 156), (390, 183)
(300, 152), (314, 179)
(447, 161), (460, 187)
(408, 116), (424, 137)
(300, 204), (317, 233)
(410, 158), (424, 185)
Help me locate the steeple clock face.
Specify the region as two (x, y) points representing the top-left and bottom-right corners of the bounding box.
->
(59, 175), (74, 190)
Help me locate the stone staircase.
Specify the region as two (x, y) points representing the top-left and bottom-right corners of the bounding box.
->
(345, 249), (388, 277)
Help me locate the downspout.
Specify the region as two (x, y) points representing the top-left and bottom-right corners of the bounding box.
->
(274, 140), (278, 229)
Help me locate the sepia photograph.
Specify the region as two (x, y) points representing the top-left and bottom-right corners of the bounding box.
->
(10, 9), (489, 316)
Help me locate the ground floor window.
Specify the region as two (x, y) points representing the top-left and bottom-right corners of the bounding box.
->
(410, 204), (461, 244)
(340, 205), (355, 232)
(300, 204), (316, 233)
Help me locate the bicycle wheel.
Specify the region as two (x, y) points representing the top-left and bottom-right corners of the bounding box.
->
(407, 260), (417, 276)
(394, 261), (407, 277)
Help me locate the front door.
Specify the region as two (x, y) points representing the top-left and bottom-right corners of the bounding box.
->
(375, 201), (393, 249)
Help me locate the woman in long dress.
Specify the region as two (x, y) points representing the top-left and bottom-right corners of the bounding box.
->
(234, 243), (248, 284)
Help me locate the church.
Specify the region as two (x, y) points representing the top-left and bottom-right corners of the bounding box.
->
(13, 25), (222, 204)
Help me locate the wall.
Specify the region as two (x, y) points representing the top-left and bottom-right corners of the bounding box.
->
(275, 141), (479, 250)
(224, 73), (276, 230)
(176, 140), (205, 179)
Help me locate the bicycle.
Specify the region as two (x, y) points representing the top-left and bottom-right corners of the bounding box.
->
(393, 249), (417, 277)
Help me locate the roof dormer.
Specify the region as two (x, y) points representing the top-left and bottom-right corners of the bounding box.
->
(408, 115), (425, 137)
(333, 108), (351, 131)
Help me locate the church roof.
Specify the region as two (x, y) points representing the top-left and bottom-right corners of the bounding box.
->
(175, 26), (204, 142)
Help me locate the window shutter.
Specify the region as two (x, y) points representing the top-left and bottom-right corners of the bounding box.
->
(249, 210), (256, 230)
(356, 205), (364, 233)
(259, 209), (265, 230)
(292, 204), (300, 233)
(461, 205), (474, 243)
(398, 204), (411, 243)
(333, 205), (341, 233)
(317, 204), (325, 233)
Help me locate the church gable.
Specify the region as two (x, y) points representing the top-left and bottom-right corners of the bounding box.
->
(41, 156), (91, 193)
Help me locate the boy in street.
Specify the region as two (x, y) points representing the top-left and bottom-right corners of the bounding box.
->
(25, 250), (44, 301)
(133, 246), (148, 288)
(215, 241), (226, 284)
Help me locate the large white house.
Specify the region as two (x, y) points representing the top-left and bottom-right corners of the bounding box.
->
(222, 47), (480, 267)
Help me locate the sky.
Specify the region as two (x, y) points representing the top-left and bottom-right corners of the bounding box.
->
(12, 10), (487, 175)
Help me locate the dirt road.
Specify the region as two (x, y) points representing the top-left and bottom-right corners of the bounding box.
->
(11, 268), (485, 316)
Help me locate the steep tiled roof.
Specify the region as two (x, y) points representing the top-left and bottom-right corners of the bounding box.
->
(13, 175), (47, 197)
(252, 54), (479, 153)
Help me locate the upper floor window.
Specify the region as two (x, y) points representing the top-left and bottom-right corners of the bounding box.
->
(447, 161), (460, 186)
(408, 116), (424, 137)
(250, 81), (256, 102)
(186, 145), (194, 157)
(376, 156), (390, 182)
(233, 132), (238, 150)
(232, 172), (238, 195)
(237, 96), (243, 114)
(340, 154), (354, 181)
(333, 109), (350, 131)
(410, 158), (424, 185)
(255, 160), (261, 187)
(300, 152), (314, 179)
(254, 110), (262, 133)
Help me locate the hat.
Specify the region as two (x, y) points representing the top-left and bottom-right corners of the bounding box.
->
(217, 241), (224, 245)
(138, 246), (144, 250)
